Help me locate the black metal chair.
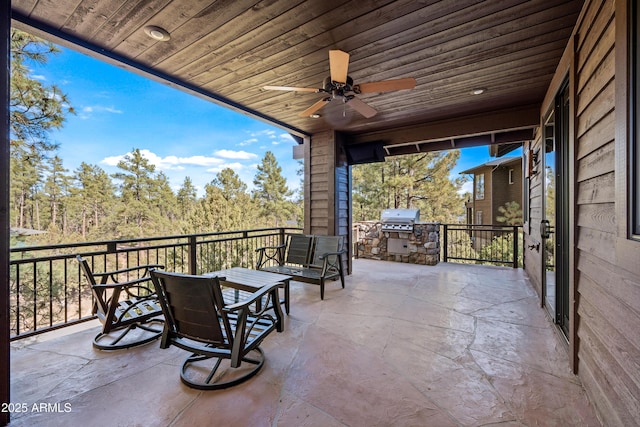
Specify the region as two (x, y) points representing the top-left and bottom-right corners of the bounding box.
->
(150, 269), (284, 390)
(76, 255), (164, 350)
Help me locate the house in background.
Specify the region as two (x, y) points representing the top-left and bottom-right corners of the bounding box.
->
(461, 157), (523, 227)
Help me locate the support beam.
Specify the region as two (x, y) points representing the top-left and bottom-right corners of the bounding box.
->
(304, 131), (352, 273)
(349, 105), (540, 147)
(1, 1), (10, 425)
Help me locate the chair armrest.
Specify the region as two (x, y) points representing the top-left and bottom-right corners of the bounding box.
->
(92, 276), (155, 290)
(91, 263), (164, 278)
(223, 282), (284, 312)
(318, 250), (346, 259)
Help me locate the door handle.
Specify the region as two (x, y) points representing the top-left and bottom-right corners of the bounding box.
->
(540, 220), (551, 239)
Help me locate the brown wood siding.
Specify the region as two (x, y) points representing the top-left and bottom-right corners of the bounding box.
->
(307, 131), (331, 236)
(524, 133), (544, 297)
(472, 170), (492, 224)
(572, 0), (640, 424)
(306, 130), (352, 274)
(491, 162), (523, 223)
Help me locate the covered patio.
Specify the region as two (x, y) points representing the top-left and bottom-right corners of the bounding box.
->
(10, 260), (599, 426)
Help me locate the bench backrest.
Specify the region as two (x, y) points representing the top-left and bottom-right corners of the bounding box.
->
(285, 234), (313, 266)
(309, 235), (343, 269)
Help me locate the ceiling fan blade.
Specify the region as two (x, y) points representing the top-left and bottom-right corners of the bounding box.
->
(356, 77), (417, 94)
(263, 85), (319, 92)
(329, 50), (349, 84)
(348, 97), (377, 118)
(299, 98), (330, 117)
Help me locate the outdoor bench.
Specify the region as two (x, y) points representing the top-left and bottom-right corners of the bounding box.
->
(255, 234), (345, 300)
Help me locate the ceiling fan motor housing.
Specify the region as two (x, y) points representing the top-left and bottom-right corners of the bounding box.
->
(323, 75), (354, 92)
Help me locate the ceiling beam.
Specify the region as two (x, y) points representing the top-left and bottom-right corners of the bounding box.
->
(348, 105), (540, 147)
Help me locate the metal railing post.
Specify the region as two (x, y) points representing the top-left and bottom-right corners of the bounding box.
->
(512, 225), (518, 268)
(442, 224), (448, 262)
(188, 236), (197, 275)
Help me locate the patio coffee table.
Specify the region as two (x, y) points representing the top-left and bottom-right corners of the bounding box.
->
(203, 267), (292, 315)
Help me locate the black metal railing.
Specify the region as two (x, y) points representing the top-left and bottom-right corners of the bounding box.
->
(441, 224), (523, 268)
(9, 227), (299, 340)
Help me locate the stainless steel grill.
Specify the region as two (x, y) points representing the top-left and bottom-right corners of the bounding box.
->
(380, 208), (420, 232)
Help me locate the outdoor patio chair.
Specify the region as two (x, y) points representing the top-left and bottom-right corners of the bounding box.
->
(76, 255), (165, 350)
(150, 269), (284, 390)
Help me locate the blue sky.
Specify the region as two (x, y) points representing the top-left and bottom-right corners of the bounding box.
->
(30, 44), (500, 197)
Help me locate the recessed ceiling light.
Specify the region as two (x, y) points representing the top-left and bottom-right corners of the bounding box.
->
(470, 88), (486, 95)
(144, 26), (170, 41)
(310, 114), (321, 119)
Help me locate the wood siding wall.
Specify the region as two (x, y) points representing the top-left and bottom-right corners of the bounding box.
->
(524, 132), (544, 297)
(491, 163), (523, 223)
(574, 0), (639, 425)
(524, 0), (640, 425)
(305, 130), (352, 273)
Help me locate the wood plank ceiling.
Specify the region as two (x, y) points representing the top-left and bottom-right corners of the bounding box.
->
(11, 0), (584, 152)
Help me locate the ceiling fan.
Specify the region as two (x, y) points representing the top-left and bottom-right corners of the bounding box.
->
(263, 50), (416, 118)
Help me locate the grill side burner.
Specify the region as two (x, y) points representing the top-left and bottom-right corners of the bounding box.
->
(380, 208), (420, 232)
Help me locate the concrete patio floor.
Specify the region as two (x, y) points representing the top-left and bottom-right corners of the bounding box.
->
(9, 259), (601, 426)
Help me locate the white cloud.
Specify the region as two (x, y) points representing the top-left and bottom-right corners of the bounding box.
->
(79, 104), (123, 120)
(101, 149), (225, 169)
(250, 129), (277, 139)
(238, 138), (258, 146)
(32, 74), (47, 81)
(213, 149), (258, 160)
(207, 162), (244, 173)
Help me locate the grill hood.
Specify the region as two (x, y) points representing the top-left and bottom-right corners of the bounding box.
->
(380, 208), (420, 224)
(380, 209), (420, 231)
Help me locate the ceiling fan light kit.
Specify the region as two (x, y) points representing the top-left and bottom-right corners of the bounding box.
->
(263, 50), (416, 119)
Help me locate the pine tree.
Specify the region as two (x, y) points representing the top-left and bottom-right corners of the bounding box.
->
(110, 149), (158, 238)
(43, 155), (71, 233)
(252, 151), (294, 226)
(9, 30), (74, 232)
(72, 163), (115, 239)
(176, 177), (197, 221)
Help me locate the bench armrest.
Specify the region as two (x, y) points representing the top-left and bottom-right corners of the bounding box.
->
(255, 244), (286, 269)
(254, 243), (286, 253)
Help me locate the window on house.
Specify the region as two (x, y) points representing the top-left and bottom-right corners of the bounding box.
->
(475, 174), (485, 200)
(475, 210), (483, 225)
(509, 168), (515, 184)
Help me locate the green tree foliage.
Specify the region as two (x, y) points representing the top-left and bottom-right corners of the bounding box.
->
(252, 151), (295, 226)
(72, 163), (115, 240)
(476, 232), (523, 267)
(496, 201), (523, 226)
(10, 30), (74, 151)
(190, 168), (258, 233)
(353, 151), (468, 223)
(109, 148), (164, 238)
(9, 30), (75, 231)
(176, 176), (197, 220)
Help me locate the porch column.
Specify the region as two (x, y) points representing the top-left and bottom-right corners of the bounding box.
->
(1, 0), (11, 424)
(304, 130), (352, 273)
